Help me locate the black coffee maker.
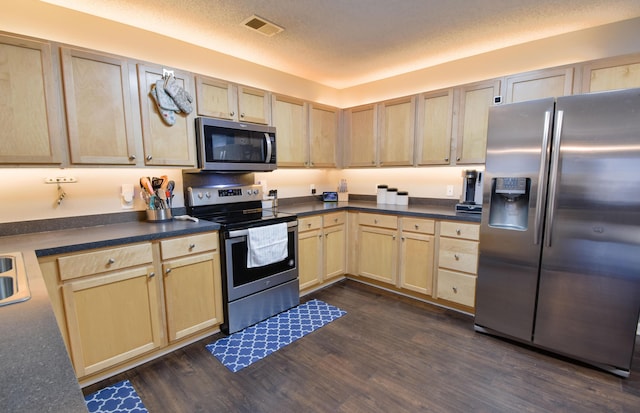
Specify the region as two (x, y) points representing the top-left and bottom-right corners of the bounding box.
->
(455, 170), (483, 213)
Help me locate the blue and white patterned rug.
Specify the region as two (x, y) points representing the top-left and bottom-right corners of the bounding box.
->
(85, 380), (148, 413)
(206, 299), (346, 372)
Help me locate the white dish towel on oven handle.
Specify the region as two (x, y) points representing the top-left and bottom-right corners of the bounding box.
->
(246, 222), (288, 268)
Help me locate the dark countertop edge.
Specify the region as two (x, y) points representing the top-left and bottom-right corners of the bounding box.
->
(278, 201), (481, 223)
(34, 221), (221, 257)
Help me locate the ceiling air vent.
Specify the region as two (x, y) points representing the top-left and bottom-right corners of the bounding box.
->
(241, 15), (284, 37)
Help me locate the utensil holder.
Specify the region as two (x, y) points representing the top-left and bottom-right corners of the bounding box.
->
(146, 209), (172, 222)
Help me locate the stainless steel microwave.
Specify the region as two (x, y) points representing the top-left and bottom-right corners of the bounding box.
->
(195, 117), (277, 172)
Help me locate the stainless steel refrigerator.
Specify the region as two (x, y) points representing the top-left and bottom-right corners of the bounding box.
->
(474, 87), (640, 377)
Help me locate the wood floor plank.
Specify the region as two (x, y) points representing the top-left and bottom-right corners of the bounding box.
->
(84, 279), (640, 412)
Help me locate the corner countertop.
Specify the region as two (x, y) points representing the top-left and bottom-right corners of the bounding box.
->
(0, 218), (219, 413)
(278, 200), (482, 223)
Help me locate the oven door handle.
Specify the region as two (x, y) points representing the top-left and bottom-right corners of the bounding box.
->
(227, 220), (297, 238)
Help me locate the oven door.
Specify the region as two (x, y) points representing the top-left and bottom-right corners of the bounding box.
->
(223, 221), (298, 302)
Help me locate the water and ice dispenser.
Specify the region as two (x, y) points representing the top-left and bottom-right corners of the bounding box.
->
(488, 177), (530, 230)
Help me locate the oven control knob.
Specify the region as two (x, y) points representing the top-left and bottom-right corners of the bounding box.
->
(205, 192), (211, 198)
(197, 192), (204, 199)
(253, 189), (259, 195)
(246, 190), (252, 196)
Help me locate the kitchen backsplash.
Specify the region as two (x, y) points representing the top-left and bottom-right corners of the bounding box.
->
(0, 166), (477, 225)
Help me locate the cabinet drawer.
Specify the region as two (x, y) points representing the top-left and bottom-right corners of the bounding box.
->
(58, 243), (153, 281)
(438, 237), (479, 274)
(160, 232), (218, 260)
(437, 269), (476, 307)
(359, 213), (398, 229)
(299, 215), (323, 232)
(401, 217), (435, 234)
(323, 212), (346, 227)
(440, 221), (479, 240)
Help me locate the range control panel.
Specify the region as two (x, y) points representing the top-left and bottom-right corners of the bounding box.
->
(187, 184), (262, 207)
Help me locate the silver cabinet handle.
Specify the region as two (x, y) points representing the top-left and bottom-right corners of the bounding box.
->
(456, 229), (461, 235)
(534, 110), (553, 245)
(107, 258), (115, 265)
(454, 254), (460, 260)
(414, 224), (419, 230)
(146, 155), (152, 161)
(240, 113), (245, 118)
(129, 155), (136, 161)
(165, 268), (172, 274)
(545, 110), (563, 248)
(149, 272), (155, 278)
(452, 286), (458, 293)
(444, 157), (449, 162)
(188, 243), (196, 250)
(230, 111), (235, 117)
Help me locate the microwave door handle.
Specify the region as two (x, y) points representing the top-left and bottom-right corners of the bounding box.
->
(264, 133), (272, 163)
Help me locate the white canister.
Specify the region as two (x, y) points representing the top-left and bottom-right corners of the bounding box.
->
(376, 185), (388, 204)
(386, 188), (398, 204)
(396, 191), (409, 206)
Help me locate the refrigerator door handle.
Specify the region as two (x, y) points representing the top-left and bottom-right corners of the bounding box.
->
(534, 110), (553, 245)
(544, 110), (564, 247)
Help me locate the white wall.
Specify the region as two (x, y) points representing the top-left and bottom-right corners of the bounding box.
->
(1, 2), (640, 224)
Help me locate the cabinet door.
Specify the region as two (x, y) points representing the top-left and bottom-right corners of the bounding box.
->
(238, 85), (271, 124)
(399, 232), (435, 295)
(0, 35), (63, 164)
(309, 103), (339, 168)
(416, 89), (453, 165)
(61, 48), (137, 164)
(62, 265), (162, 377)
(324, 223), (346, 280)
(346, 104), (377, 167)
(357, 225), (398, 285)
(582, 55), (640, 92)
(505, 67), (574, 103)
(298, 227), (323, 290)
(195, 76), (237, 121)
(456, 79), (501, 164)
(163, 252), (223, 342)
(273, 94), (307, 166)
(379, 96), (415, 166)
(137, 64), (196, 166)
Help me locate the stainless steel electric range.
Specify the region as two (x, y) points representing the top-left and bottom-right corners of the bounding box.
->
(186, 183), (299, 334)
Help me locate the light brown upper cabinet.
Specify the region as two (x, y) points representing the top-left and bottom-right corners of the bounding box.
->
(272, 94), (307, 167)
(0, 35), (64, 165)
(309, 103), (339, 168)
(195, 76), (271, 125)
(61, 48), (138, 165)
(582, 54), (640, 92)
(504, 67), (574, 104)
(137, 64), (196, 166)
(456, 79), (501, 164)
(379, 96), (416, 166)
(415, 89), (454, 165)
(345, 104), (377, 167)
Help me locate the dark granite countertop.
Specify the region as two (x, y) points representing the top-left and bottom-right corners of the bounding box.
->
(278, 200), (481, 223)
(0, 218), (219, 413)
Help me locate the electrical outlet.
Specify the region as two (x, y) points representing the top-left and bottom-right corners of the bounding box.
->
(310, 184), (316, 195)
(45, 176), (77, 184)
(446, 185), (454, 196)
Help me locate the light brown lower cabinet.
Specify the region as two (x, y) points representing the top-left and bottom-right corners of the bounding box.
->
(436, 221), (479, 308)
(297, 212), (346, 292)
(39, 232), (222, 381)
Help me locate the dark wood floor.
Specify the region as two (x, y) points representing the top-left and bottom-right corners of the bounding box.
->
(85, 279), (640, 412)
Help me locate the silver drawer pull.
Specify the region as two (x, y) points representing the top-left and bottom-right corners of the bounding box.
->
(149, 272), (155, 278)
(415, 224), (419, 230)
(454, 254), (460, 260)
(165, 268), (172, 274)
(188, 243), (196, 250)
(452, 286), (458, 293)
(334, 218), (338, 223)
(456, 229), (461, 235)
(107, 258), (115, 265)
(374, 219), (378, 224)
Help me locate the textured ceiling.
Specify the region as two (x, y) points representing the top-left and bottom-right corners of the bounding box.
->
(42, 0), (640, 88)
